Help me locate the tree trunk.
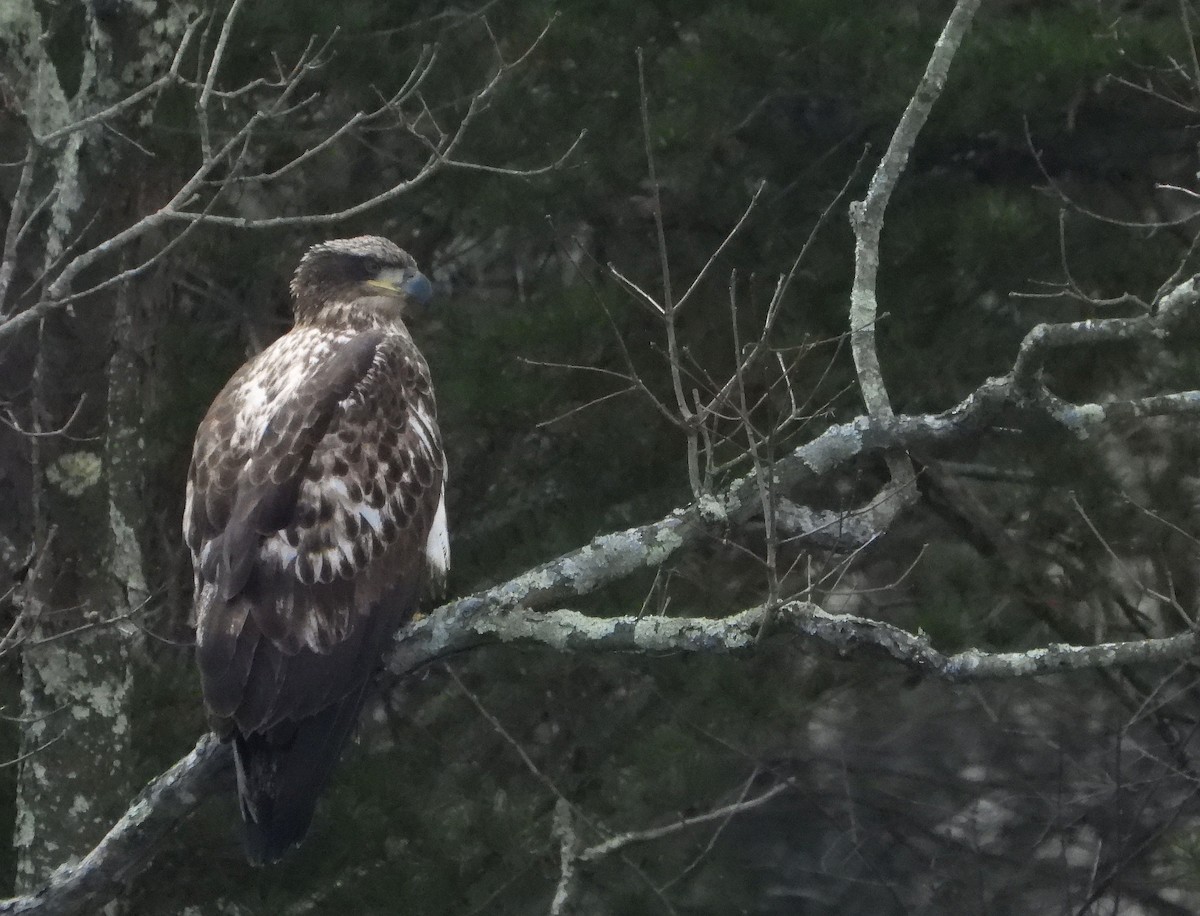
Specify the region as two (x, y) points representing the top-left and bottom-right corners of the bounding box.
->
(6, 2), (150, 893)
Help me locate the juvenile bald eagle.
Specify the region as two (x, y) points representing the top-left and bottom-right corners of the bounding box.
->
(183, 236), (447, 864)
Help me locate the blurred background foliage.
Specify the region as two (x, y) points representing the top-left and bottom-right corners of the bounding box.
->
(7, 0), (1200, 912)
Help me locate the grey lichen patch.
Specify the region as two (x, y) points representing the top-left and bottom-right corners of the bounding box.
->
(109, 505), (148, 601)
(85, 675), (131, 724)
(13, 799), (36, 849)
(470, 605), (769, 657)
(556, 545), (603, 594)
(36, 648), (90, 700)
(46, 130), (86, 264)
(497, 564), (559, 609)
(946, 648), (983, 676)
(16, 640), (134, 889)
(551, 522), (684, 597)
(1062, 402), (1107, 437)
(46, 451), (102, 497)
(794, 420), (865, 477)
(0, 1), (39, 58)
(644, 522), (684, 564)
(694, 493), (727, 524)
(473, 607), (614, 651)
(33, 641), (131, 721)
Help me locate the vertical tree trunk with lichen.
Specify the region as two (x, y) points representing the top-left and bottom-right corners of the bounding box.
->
(4, 1), (149, 893)
(15, 447), (136, 893)
(13, 288), (154, 896)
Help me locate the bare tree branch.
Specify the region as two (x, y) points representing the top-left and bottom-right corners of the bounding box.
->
(636, 48), (703, 496)
(196, 0), (247, 162)
(577, 782), (789, 863)
(549, 799), (579, 916)
(0, 736), (229, 916)
(9, 554), (1200, 914)
(0, 146), (37, 312)
(847, 0), (981, 506)
(0, 11), (574, 349)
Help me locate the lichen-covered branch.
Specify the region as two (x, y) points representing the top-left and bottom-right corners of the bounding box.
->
(1013, 274), (1200, 396)
(394, 600), (1200, 685)
(779, 603), (1200, 681)
(0, 737), (229, 916)
(9, 584), (1198, 914)
(846, 0), (982, 501)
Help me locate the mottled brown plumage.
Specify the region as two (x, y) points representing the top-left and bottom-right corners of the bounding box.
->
(184, 237), (447, 864)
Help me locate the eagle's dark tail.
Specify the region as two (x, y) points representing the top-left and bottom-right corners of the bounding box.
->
(233, 681), (370, 866)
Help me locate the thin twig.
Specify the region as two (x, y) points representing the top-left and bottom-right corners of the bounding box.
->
(636, 49), (700, 495)
(579, 782), (788, 862)
(0, 146), (37, 312)
(197, 0), (248, 161)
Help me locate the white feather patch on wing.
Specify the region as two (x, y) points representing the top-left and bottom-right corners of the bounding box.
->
(425, 486), (450, 579)
(262, 538), (299, 570)
(182, 479), (195, 541)
(411, 402), (437, 458)
(360, 506), (384, 534)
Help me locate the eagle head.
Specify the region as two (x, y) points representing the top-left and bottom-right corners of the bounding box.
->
(290, 236), (433, 323)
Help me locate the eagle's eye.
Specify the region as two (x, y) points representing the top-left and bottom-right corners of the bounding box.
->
(361, 257), (382, 276)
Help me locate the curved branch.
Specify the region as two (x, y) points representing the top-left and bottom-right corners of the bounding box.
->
(395, 600), (1200, 685)
(1013, 274), (1200, 395)
(847, 0), (980, 500)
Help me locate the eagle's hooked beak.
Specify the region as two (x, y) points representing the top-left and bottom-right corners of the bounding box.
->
(369, 266), (436, 306)
(366, 269), (433, 306)
(402, 271), (433, 306)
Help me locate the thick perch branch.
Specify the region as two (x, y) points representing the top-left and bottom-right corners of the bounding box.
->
(9, 579), (1200, 914)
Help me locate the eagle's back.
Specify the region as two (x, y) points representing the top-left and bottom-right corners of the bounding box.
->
(184, 315), (446, 861)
